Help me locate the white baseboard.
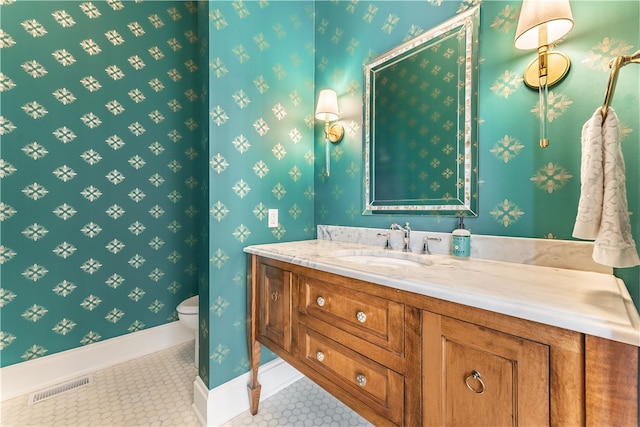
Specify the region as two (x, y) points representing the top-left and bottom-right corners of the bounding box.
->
(192, 358), (303, 426)
(0, 321), (193, 401)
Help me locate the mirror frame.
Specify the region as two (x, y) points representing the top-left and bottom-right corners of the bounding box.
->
(362, 6), (479, 216)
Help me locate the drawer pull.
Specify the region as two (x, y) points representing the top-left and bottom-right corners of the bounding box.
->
(465, 370), (485, 394)
(316, 296), (325, 307)
(356, 374), (367, 387)
(356, 311), (367, 323)
(316, 351), (325, 362)
(270, 291), (279, 302)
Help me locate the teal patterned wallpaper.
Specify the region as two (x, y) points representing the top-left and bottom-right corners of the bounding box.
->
(203, 0), (315, 388)
(195, 0), (210, 389)
(0, 1), (203, 367)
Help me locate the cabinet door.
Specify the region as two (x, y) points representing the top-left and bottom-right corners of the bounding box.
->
(423, 312), (549, 427)
(258, 263), (292, 352)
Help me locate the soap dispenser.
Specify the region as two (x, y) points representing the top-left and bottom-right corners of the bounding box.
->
(451, 217), (471, 258)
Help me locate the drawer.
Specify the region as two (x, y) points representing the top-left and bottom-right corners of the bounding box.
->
(300, 325), (404, 425)
(299, 275), (404, 353)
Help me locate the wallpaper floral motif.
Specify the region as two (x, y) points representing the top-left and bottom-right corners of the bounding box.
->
(0, 1), (203, 367)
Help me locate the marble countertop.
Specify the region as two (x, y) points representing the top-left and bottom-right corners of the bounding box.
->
(245, 239), (640, 347)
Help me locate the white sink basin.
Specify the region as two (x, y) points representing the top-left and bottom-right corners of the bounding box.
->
(331, 250), (432, 268)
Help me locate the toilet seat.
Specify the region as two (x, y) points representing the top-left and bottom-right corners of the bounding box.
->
(177, 295), (198, 315)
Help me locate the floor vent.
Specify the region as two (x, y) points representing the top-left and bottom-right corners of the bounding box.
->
(28, 375), (93, 405)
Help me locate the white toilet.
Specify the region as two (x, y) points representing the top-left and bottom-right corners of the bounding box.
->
(177, 295), (199, 367)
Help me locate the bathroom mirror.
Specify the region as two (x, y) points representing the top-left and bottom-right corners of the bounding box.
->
(363, 6), (479, 215)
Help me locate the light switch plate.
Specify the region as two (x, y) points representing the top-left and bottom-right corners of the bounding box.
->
(268, 209), (278, 228)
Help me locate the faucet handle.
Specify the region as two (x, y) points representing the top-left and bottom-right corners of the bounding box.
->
(422, 236), (442, 255)
(377, 232), (391, 249)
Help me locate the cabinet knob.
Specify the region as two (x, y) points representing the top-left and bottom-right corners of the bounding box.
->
(316, 351), (324, 362)
(356, 311), (367, 323)
(356, 374), (367, 387)
(316, 296), (325, 307)
(465, 370), (485, 394)
(270, 291), (279, 302)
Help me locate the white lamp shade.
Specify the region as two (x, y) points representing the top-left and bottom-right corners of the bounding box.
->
(514, 0), (574, 50)
(315, 89), (340, 121)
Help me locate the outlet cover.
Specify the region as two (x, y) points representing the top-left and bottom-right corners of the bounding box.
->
(268, 209), (278, 228)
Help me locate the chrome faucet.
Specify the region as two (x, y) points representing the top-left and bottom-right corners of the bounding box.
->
(390, 222), (411, 252)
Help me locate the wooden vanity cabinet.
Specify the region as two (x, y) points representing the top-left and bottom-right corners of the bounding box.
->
(247, 255), (638, 426)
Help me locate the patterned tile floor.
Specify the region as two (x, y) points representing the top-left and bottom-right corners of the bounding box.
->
(223, 377), (372, 427)
(1, 341), (371, 427)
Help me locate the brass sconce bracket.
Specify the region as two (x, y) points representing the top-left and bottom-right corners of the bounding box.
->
(523, 50), (571, 89)
(327, 123), (344, 143)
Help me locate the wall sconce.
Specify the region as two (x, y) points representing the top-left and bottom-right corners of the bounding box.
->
(315, 89), (344, 176)
(515, 0), (574, 148)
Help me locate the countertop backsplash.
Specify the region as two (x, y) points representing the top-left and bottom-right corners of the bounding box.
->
(317, 225), (611, 275)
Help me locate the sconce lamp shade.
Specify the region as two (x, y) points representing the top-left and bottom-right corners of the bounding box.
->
(315, 89), (340, 122)
(514, 0), (574, 50)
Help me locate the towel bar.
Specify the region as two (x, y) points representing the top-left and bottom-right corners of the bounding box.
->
(601, 49), (640, 121)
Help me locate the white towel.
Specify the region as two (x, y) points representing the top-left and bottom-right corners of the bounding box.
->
(573, 107), (640, 268)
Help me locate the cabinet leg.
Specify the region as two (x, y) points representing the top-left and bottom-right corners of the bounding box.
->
(248, 340), (262, 415)
(247, 253), (262, 415)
